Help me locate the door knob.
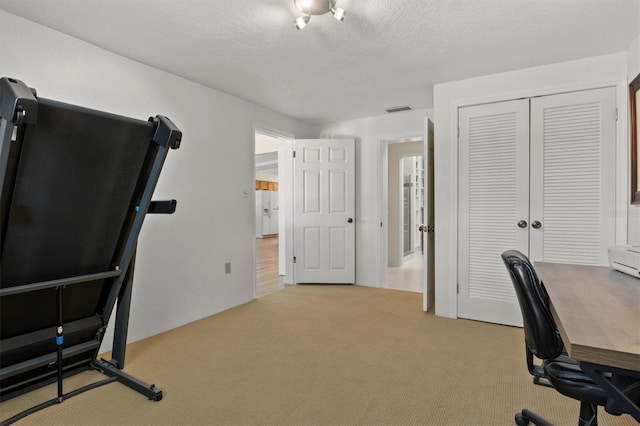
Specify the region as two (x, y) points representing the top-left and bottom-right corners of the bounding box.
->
(517, 220), (528, 228)
(531, 220), (541, 229)
(347, 218), (353, 223)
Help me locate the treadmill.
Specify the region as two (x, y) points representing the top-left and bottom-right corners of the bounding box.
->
(0, 77), (181, 423)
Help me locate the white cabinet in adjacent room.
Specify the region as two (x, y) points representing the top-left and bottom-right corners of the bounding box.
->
(256, 189), (279, 238)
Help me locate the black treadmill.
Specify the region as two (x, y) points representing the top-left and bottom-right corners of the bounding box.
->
(0, 77), (181, 423)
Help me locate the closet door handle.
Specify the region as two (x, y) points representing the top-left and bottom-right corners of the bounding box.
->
(517, 220), (528, 228)
(531, 221), (542, 229)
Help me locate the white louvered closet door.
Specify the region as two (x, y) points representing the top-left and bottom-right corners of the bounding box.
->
(458, 99), (530, 327)
(529, 88), (616, 266)
(458, 88), (617, 326)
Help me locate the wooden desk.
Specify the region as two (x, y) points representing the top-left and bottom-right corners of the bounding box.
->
(535, 262), (640, 371)
(535, 262), (640, 420)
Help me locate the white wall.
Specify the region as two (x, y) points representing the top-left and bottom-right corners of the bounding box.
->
(0, 11), (311, 349)
(433, 53), (629, 319)
(627, 27), (640, 245)
(311, 109), (433, 286)
(628, 33), (640, 82)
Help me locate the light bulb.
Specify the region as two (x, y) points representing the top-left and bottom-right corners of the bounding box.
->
(295, 15), (310, 30)
(331, 7), (346, 21)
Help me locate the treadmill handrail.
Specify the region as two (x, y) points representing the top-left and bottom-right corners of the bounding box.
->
(0, 340), (100, 381)
(0, 270), (122, 297)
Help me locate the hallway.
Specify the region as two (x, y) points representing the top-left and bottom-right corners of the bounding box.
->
(385, 254), (423, 293)
(258, 235), (424, 295)
(256, 235), (283, 298)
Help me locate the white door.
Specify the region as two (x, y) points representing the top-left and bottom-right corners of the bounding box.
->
(294, 139), (355, 283)
(278, 141), (293, 280)
(458, 88), (617, 326)
(422, 119), (435, 312)
(529, 87), (616, 266)
(458, 99), (530, 326)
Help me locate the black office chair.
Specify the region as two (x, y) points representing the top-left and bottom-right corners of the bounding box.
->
(501, 250), (609, 426)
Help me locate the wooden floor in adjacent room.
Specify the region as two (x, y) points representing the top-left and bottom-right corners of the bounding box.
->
(259, 238), (426, 296)
(256, 235), (283, 298)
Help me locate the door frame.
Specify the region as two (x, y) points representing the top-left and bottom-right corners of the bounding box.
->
(253, 125), (295, 298)
(377, 135), (424, 288)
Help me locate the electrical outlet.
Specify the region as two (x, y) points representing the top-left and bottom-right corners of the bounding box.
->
(225, 262), (231, 274)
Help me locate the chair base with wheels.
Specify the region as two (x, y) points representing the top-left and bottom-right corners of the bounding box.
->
(501, 250), (617, 426)
(515, 408), (553, 426)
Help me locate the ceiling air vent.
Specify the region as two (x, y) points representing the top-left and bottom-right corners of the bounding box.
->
(385, 106), (412, 113)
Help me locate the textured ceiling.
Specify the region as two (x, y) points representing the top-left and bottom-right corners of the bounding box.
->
(0, 0), (637, 125)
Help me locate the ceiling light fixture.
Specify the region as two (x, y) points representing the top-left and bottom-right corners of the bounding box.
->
(293, 0), (346, 30)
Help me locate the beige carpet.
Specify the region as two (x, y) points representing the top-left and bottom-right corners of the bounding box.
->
(1, 285), (636, 425)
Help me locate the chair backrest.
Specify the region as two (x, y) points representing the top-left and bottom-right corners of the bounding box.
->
(501, 250), (564, 360)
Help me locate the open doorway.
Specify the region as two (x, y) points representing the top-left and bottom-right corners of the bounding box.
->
(254, 130), (292, 298)
(385, 140), (424, 293)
